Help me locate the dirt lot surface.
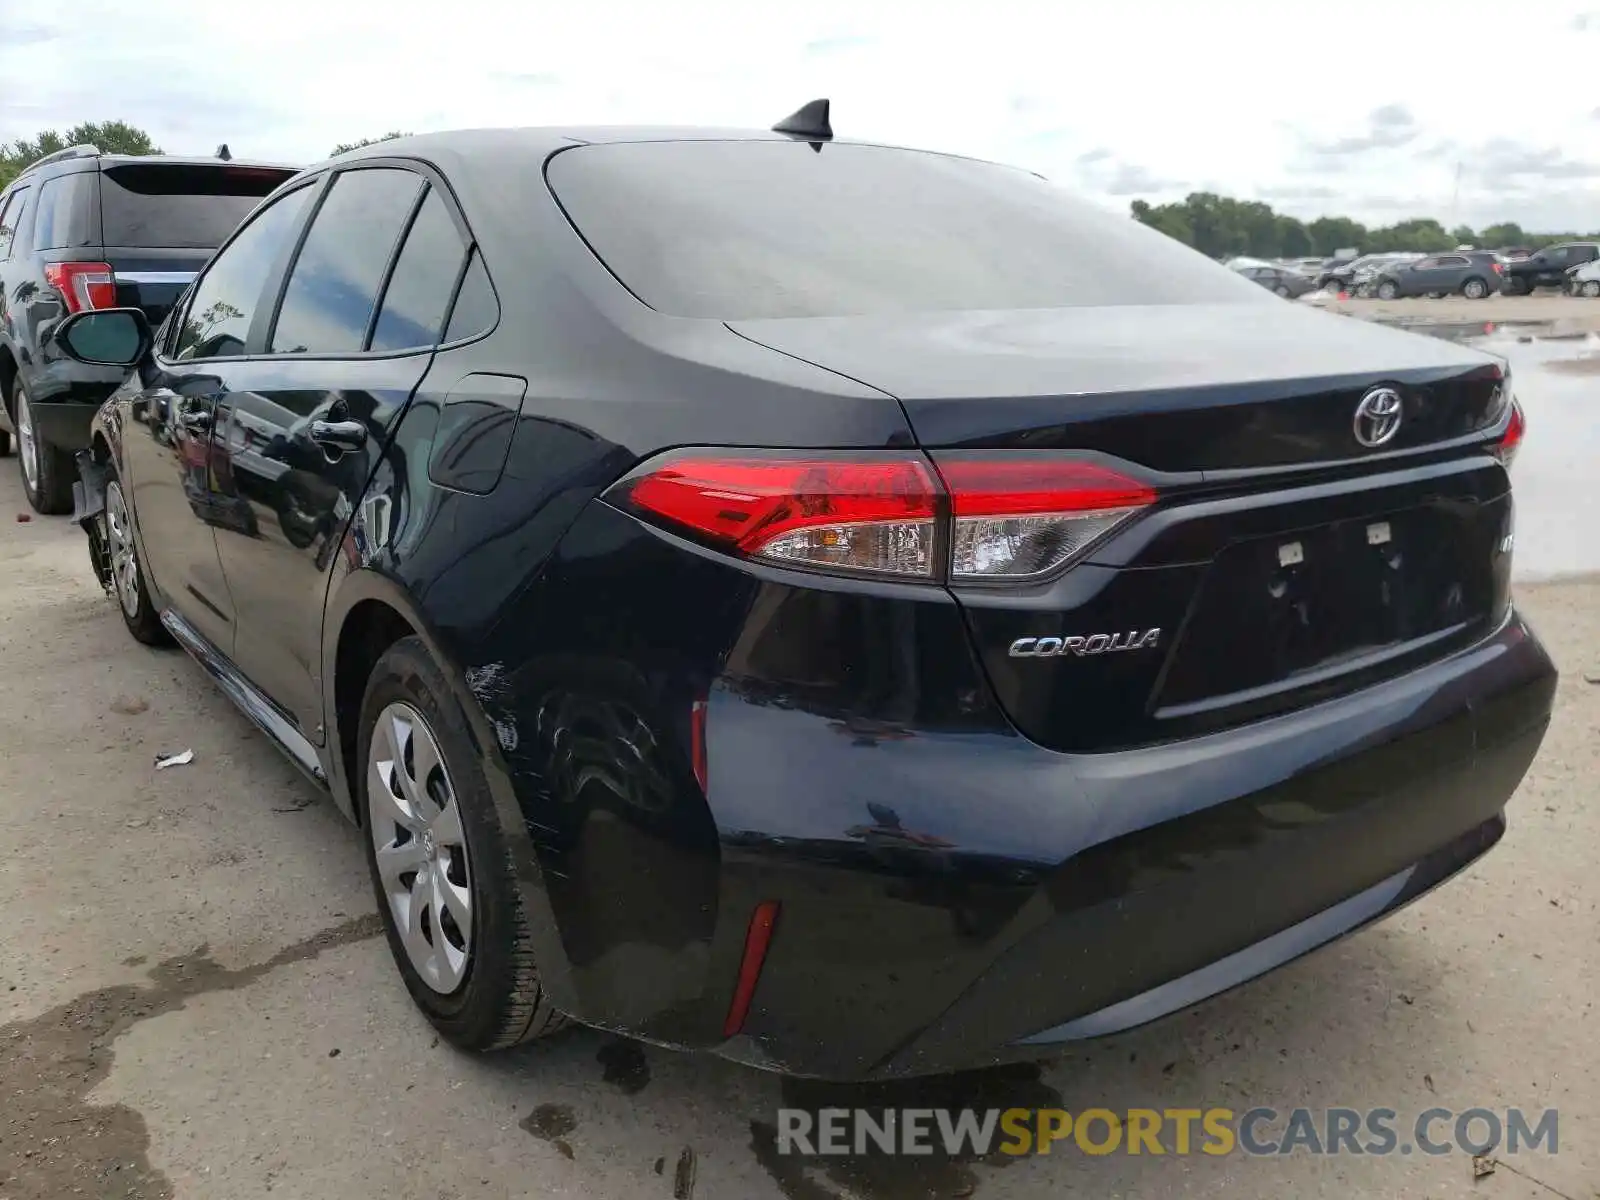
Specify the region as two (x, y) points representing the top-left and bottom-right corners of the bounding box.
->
(1, 449), (1595, 1198)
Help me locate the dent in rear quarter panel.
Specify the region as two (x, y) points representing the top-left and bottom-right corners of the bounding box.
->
(459, 497), (1045, 1066)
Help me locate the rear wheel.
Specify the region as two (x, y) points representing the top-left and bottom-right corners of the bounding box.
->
(1376, 280), (1399, 300)
(15, 382), (75, 514)
(1462, 277), (1488, 299)
(359, 637), (567, 1051)
(102, 473), (170, 645)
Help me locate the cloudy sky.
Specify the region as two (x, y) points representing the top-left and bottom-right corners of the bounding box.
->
(6, 0), (1600, 231)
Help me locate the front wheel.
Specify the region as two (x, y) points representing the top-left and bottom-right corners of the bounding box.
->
(1582, 280), (1600, 298)
(1273, 284), (1291, 298)
(102, 474), (170, 645)
(359, 637), (567, 1051)
(15, 382), (75, 514)
(1462, 277), (1488, 299)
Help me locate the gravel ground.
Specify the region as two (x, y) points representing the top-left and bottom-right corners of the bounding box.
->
(0, 436), (1594, 1199)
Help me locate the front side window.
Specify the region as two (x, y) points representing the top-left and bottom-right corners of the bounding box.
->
(269, 168), (423, 354)
(172, 184), (316, 361)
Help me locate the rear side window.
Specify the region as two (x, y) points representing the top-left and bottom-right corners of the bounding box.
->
(270, 168), (423, 354)
(0, 187), (28, 257)
(173, 184), (315, 361)
(546, 141), (1265, 319)
(369, 187), (466, 352)
(33, 173), (94, 250)
(100, 163), (292, 249)
(443, 251), (497, 341)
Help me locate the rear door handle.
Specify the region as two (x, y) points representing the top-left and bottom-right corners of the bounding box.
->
(309, 419), (366, 455)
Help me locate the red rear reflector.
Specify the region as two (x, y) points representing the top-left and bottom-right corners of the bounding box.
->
(45, 262), (117, 314)
(690, 698), (709, 794)
(617, 456), (938, 576)
(723, 900), (780, 1037)
(1494, 400), (1525, 468)
(931, 457), (1158, 580)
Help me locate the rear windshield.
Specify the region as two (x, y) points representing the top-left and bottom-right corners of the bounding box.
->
(545, 141), (1264, 319)
(100, 163), (296, 249)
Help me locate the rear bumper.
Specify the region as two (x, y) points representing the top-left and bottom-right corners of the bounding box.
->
(703, 608), (1554, 1079)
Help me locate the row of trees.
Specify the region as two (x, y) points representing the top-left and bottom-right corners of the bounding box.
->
(0, 121), (160, 189)
(1131, 192), (1594, 260)
(0, 124), (413, 190)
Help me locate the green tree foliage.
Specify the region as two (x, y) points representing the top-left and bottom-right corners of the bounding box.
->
(0, 121), (161, 189)
(330, 132), (412, 156)
(1133, 194), (1596, 258)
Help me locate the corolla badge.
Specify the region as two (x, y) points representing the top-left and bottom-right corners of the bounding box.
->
(1009, 629), (1162, 658)
(1353, 386), (1404, 448)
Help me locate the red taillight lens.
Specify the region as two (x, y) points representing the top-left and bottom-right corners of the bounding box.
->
(44, 262), (117, 314)
(616, 455), (938, 576)
(932, 457), (1158, 580)
(1493, 400), (1525, 468)
(612, 451), (1160, 581)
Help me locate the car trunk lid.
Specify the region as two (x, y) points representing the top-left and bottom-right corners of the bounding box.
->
(732, 304), (1514, 752)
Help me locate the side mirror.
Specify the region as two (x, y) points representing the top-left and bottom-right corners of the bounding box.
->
(54, 308), (153, 367)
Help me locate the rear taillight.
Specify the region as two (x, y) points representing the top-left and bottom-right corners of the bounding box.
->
(44, 262), (117, 314)
(618, 455), (938, 576)
(932, 457), (1158, 580)
(1493, 400), (1525, 468)
(610, 451), (1157, 582)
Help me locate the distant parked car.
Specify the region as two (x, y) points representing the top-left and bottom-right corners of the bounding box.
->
(1501, 242), (1600, 294)
(1567, 258), (1600, 297)
(1234, 263), (1317, 298)
(1317, 253), (1412, 294)
(0, 143), (297, 511)
(1371, 251), (1504, 300)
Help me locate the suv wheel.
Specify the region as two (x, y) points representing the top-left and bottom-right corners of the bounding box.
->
(15, 382), (75, 514)
(1462, 277), (1488, 300)
(101, 473), (170, 645)
(1582, 280), (1600, 299)
(1376, 280), (1399, 300)
(359, 637), (567, 1051)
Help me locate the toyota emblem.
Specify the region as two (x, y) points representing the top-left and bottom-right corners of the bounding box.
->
(1353, 387), (1403, 448)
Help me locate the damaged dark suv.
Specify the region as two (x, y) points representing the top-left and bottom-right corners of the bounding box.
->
(54, 113), (1556, 1081)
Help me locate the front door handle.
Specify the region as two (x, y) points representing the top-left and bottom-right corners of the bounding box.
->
(309, 418), (366, 456)
(180, 409), (212, 433)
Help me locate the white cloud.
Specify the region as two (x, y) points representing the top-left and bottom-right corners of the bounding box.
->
(5, 0), (1600, 230)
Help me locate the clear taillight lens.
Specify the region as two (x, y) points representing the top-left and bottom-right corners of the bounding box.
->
(613, 454), (938, 577)
(933, 457), (1158, 580)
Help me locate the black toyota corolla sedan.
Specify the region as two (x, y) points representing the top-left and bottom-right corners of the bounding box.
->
(54, 107), (1555, 1081)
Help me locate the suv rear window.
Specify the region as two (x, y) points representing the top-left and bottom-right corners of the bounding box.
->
(100, 163), (295, 249)
(545, 141), (1263, 319)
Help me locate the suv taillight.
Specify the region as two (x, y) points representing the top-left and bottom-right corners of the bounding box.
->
(1493, 400), (1525, 468)
(609, 451), (1157, 581)
(44, 262), (117, 314)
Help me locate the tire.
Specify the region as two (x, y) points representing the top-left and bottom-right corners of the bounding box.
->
(1376, 281), (1399, 300)
(1462, 277), (1488, 300)
(15, 382), (75, 514)
(1273, 284), (1291, 298)
(101, 472), (171, 646)
(358, 636), (567, 1051)
(1582, 280), (1600, 299)
(0, 428), (9, 457)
